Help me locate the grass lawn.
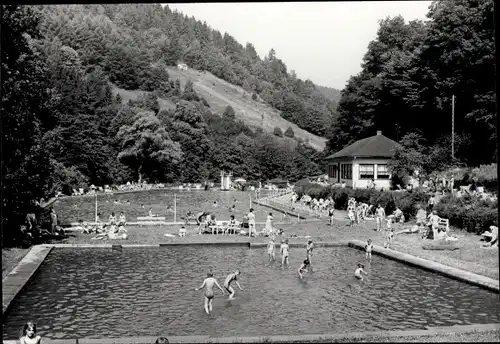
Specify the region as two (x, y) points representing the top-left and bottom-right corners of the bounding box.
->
(53, 189), (278, 225)
(47, 189), (499, 280)
(3, 189), (498, 343)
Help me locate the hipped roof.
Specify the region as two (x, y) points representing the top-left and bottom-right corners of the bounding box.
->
(325, 132), (398, 160)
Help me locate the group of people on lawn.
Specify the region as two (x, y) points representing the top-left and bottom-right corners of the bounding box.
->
(78, 211), (128, 240)
(192, 208), (274, 237)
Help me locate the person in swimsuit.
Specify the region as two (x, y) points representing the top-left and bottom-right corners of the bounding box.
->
(19, 321), (42, 344)
(268, 236), (276, 261)
(375, 204), (386, 231)
(384, 227), (395, 249)
(280, 239), (290, 265)
(297, 259), (310, 279)
(354, 263), (368, 281)
(365, 239), (373, 261)
(195, 271), (225, 314)
(224, 270), (243, 299)
(328, 206), (335, 226)
(306, 239), (314, 263)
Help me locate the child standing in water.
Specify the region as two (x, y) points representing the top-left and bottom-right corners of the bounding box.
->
(268, 235), (276, 261)
(280, 239), (290, 265)
(365, 239), (373, 261)
(195, 271), (225, 315)
(354, 263), (368, 281)
(297, 259), (310, 279)
(19, 322), (41, 344)
(224, 270), (243, 299)
(306, 239), (314, 263)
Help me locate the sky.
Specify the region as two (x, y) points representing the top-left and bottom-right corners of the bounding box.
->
(166, 2), (432, 90)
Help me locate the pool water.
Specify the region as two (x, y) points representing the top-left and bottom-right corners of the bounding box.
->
(3, 246), (499, 339)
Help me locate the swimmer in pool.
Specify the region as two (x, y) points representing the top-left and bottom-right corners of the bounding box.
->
(306, 239), (314, 263)
(195, 271), (225, 314)
(280, 239), (290, 265)
(224, 270), (243, 299)
(297, 259), (310, 279)
(365, 239), (373, 261)
(268, 236), (276, 261)
(354, 263), (368, 281)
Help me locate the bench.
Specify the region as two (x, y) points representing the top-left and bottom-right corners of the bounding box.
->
(136, 216), (167, 227)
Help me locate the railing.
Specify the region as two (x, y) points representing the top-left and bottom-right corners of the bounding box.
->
(255, 187), (293, 201)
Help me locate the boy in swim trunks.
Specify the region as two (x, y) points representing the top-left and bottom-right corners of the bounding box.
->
(365, 239), (373, 261)
(195, 271), (225, 314)
(268, 236), (276, 261)
(297, 259), (310, 279)
(328, 206), (335, 226)
(280, 239), (290, 265)
(384, 227), (395, 249)
(306, 239), (314, 263)
(224, 270), (243, 299)
(354, 263), (368, 281)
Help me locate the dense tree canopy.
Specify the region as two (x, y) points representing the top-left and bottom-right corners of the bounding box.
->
(326, 0), (496, 167)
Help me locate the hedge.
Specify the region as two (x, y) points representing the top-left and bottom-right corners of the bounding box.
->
(434, 195), (498, 234)
(294, 182), (429, 220)
(295, 183), (498, 234)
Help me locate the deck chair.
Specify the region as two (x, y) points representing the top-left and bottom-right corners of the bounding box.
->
(226, 221), (241, 235)
(482, 226), (498, 245)
(210, 221), (228, 235)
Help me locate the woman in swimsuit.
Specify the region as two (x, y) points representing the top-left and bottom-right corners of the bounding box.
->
(19, 321), (42, 344)
(195, 272), (225, 314)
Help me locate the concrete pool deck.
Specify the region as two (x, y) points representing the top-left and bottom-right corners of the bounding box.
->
(2, 241), (499, 341)
(2, 323), (500, 343)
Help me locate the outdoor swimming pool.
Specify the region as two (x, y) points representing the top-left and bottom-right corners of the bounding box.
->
(3, 246), (499, 340)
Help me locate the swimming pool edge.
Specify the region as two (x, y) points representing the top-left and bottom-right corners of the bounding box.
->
(3, 323), (499, 343)
(348, 239), (500, 293)
(2, 245), (53, 316)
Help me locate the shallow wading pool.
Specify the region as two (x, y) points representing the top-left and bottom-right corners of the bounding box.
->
(3, 246), (499, 340)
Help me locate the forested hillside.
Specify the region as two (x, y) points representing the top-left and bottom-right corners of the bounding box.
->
(326, 0), (496, 168)
(2, 4), (327, 240)
(33, 4), (339, 138)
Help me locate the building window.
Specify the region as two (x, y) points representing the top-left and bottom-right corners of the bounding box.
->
(359, 164), (374, 179)
(377, 164), (390, 179)
(329, 165), (337, 179)
(341, 164), (352, 180)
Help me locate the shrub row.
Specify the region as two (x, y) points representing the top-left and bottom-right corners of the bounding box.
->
(295, 183), (498, 233)
(434, 195), (498, 234)
(294, 182), (429, 220)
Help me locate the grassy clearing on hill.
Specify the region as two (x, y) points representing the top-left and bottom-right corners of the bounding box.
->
(165, 67), (327, 151)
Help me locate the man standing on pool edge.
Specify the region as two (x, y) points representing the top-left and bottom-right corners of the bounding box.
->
(195, 271), (225, 314)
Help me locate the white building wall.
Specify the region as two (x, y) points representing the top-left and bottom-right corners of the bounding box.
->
(327, 158), (392, 190)
(352, 158), (391, 190)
